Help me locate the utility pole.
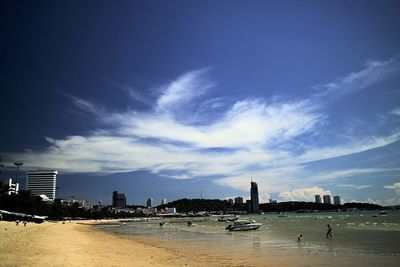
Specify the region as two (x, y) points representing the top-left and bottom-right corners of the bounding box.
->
(14, 161), (23, 185)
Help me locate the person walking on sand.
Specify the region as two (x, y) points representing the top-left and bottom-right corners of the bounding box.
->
(326, 224), (333, 238)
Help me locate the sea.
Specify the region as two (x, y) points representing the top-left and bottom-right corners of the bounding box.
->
(95, 210), (400, 266)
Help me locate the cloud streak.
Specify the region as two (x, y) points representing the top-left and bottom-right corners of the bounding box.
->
(6, 55), (400, 200)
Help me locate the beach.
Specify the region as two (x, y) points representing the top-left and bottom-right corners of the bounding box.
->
(1, 213), (400, 267)
(0, 220), (245, 267)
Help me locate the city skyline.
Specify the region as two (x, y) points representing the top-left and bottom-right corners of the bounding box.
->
(1, 1), (400, 206)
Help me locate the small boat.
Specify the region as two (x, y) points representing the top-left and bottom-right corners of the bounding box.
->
(278, 212), (288, 217)
(217, 216), (239, 222)
(379, 211), (387, 216)
(225, 220), (262, 231)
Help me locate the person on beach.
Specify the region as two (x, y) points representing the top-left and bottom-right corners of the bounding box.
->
(23, 221), (27, 227)
(326, 224), (333, 238)
(187, 221), (192, 227)
(16, 220), (20, 226)
(297, 234), (303, 243)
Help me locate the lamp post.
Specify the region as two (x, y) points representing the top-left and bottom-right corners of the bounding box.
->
(14, 161), (23, 185)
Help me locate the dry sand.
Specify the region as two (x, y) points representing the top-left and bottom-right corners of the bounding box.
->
(0, 220), (264, 267)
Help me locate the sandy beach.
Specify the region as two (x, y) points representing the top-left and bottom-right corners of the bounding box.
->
(0, 220), (261, 267)
(1, 219), (399, 267)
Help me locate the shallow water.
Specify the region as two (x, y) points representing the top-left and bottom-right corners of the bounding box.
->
(96, 211), (400, 266)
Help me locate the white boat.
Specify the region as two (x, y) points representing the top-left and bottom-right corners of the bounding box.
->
(225, 219), (262, 231)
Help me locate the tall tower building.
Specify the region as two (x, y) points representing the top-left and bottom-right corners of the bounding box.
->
(161, 198), (167, 205)
(147, 197), (153, 208)
(250, 181), (260, 213)
(112, 191), (127, 208)
(26, 170), (57, 200)
(315, 195), (322, 203)
(323, 195), (331, 204)
(333, 196), (341, 205)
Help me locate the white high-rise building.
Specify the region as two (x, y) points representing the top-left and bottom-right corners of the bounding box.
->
(323, 195), (331, 204)
(26, 170), (57, 200)
(333, 196), (341, 205)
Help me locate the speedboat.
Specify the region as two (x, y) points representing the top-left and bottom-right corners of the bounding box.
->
(225, 219), (262, 231)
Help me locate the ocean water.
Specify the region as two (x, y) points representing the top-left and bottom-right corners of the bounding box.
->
(96, 211), (400, 265)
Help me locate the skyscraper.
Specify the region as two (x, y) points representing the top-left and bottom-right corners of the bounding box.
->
(315, 195), (322, 203)
(161, 198), (167, 205)
(26, 170), (57, 200)
(323, 195), (331, 204)
(147, 197), (153, 208)
(250, 181), (259, 213)
(333, 196), (341, 205)
(112, 191), (127, 208)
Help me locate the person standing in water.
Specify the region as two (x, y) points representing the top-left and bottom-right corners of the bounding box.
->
(326, 224), (333, 238)
(297, 234), (303, 243)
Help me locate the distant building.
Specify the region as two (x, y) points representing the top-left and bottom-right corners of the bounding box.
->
(250, 181), (260, 213)
(234, 197), (243, 204)
(269, 199), (277, 204)
(333, 196), (341, 205)
(112, 191), (127, 208)
(147, 197), (153, 208)
(315, 195), (322, 203)
(61, 199), (86, 208)
(323, 195), (331, 204)
(228, 199), (234, 204)
(161, 198), (167, 205)
(165, 207), (176, 214)
(26, 170), (57, 200)
(8, 178), (19, 195)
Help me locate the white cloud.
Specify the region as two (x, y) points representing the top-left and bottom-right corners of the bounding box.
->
(156, 68), (214, 113)
(389, 107), (400, 117)
(278, 187), (331, 202)
(309, 168), (398, 181)
(384, 182), (400, 191)
(313, 55), (400, 102)
(7, 56), (400, 207)
(297, 132), (400, 164)
(338, 184), (372, 189)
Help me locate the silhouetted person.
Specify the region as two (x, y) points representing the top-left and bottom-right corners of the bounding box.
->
(326, 224), (333, 238)
(297, 234), (303, 243)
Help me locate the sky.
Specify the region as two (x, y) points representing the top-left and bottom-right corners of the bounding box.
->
(1, 0), (400, 206)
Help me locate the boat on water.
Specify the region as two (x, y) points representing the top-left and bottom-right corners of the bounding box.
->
(225, 219), (262, 231)
(217, 215), (239, 222)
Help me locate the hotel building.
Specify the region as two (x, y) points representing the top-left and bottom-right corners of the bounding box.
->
(250, 181), (260, 213)
(112, 191), (127, 208)
(323, 195), (331, 204)
(26, 170), (57, 200)
(333, 195), (341, 205)
(315, 195), (322, 203)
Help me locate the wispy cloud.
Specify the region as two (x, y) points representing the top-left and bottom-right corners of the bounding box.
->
(389, 107), (400, 117)
(312, 55), (400, 103)
(384, 182), (400, 191)
(7, 55), (400, 201)
(338, 184), (372, 189)
(309, 168), (399, 181)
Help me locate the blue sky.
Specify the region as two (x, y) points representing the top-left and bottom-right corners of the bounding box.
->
(1, 1), (400, 206)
